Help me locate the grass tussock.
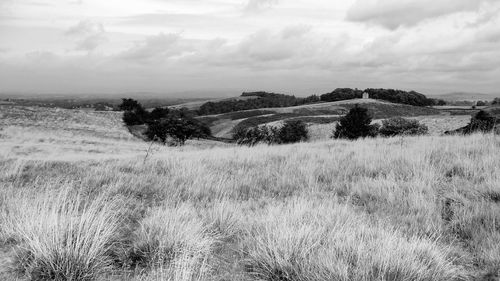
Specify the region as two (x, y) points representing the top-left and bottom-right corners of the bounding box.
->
(0, 187), (125, 281)
(243, 199), (468, 281)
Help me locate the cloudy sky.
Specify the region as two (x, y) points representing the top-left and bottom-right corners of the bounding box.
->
(0, 0), (499, 96)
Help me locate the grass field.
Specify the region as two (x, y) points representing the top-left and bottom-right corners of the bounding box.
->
(1, 105), (499, 280)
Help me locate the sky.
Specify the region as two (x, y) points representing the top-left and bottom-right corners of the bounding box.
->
(0, 0), (499, 97)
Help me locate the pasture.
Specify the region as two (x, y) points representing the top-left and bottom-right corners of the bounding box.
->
(0, 105), (499, 280)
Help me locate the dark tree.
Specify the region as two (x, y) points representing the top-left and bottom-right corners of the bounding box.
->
(465, 110), (496, 133)
(431, 99), (447, 106)
(278, 120), (308, 144)
(123, 111), (146, 126)
(119, 98), (142, 111)
(491, 98), (500, 105)
(445, 110), (497, 135)
(149, 107), (170, 120)
(120, 98), (149, 126)
(145, 115), (211, 145)
(333, 105), (379, 140)
(379, 117), (428, 137)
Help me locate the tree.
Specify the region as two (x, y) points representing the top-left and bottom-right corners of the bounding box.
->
(445, 110), (497, 135)
(120, 98), (149, 126)
(233, 120), (308, 146)
(379, 117), (428, 137)
(119, 98), (142, 111)
(333, 105), (379, 140)
(278, 120), (308, 144)
(464, 110), (496, 134)
(144, 115), (211, 145)
(123, 111), (146, 126)
(149, 107), (170, 120)
(492, 98), (500, 105)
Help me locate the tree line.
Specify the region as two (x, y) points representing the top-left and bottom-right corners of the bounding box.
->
(197, 89), (446, 116)
(197, 92), (320, 115)
(320, 88), (445, 106)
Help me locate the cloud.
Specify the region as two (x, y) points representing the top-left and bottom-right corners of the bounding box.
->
(65, 20), (106, 51)
(65, 19), (104, 36)
(244, 0), (279, 13)
(118, 33), (193, 62)
(347, 0), (495, 29)
(74, 34), (107, 52)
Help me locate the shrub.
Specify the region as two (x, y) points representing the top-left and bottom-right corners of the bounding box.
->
(123, 111), (146, 126)
(465, 110), (496, 133)
(233, 126), (273, 146)
(234, 120), (308, 146)
(119, 98), (142, 112)
(379, 117), (428, 137)
(447, 110), (497, 135)
(145, 116), (211, 146)
(121, 98), (149, 126)
(149, 107), (170, 120)
(333, 105), (378, 140)
(278, 120), (309, 144)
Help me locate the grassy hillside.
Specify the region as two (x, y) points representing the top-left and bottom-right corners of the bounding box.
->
(0, 105), (499, 280)
(198, 99), (443, 138)
(433, 92), (499, 102)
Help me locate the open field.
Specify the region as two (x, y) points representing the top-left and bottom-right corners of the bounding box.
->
(1, 105), (500, 280)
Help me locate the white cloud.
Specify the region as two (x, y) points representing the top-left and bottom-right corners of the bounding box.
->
(1, 0), (500, 95)
(244, 0), (279, 13)
(347, 0), (496, 29)
(65, 20), (107, 52)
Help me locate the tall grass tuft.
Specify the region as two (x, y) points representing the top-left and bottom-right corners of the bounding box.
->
(243, 199), (468, 281)
(0, 187), (125, 281)
(130, 204), (216, 276)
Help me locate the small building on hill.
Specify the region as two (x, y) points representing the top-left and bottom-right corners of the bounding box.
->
(362, 92), (370, 99)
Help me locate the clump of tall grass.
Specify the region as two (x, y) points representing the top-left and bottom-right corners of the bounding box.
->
(242, 199), (468, 281)
(130, 203), (216, 277)
(0, 187), (125, 281)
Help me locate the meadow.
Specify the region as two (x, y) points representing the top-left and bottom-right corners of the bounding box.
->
(0, 105), (499, 281)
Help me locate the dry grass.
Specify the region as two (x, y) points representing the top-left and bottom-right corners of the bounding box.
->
(1, 105), (499, 280)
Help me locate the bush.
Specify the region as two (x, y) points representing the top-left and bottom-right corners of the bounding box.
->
(121, 99), (149, 126)
(278, 120), (309, 144)
(233, 126), (277, 146)
(149, 107), (170, 120)
(465, 110), (496, 133)
(445, 110), (497, 135)
(333, 105), (379, 140)
(123, 111), (146, 126)
(119, 98), (142, 112)
(145, 116), (211, 146)
(379, 117), (428, 137)
(234, 120), (308, 146)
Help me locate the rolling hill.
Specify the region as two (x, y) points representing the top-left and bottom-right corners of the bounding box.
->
(197, 98), (442, 139)
(432, 92), (499, 102)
